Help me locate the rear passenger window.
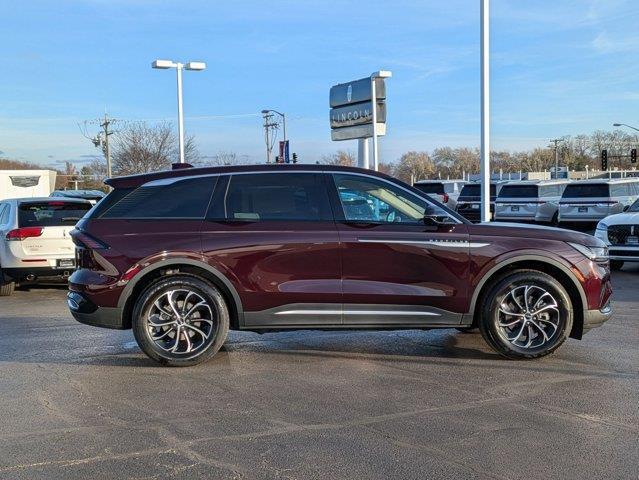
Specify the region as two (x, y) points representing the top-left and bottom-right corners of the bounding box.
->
(224, 173), (332, 221)
(101, 177), (216, 219)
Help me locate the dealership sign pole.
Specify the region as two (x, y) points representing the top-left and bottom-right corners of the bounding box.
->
(480, 0), (491, 222)
(330, 71), (391, 170)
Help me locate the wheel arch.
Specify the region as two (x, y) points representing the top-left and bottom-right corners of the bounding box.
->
(467, 255), (586, 339)
(118, 258), (244, 330)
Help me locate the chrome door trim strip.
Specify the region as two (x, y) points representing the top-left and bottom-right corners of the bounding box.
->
(357, 238), (490, 249)
(274, 309), (440, 316)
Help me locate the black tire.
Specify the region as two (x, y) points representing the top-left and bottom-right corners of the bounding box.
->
(0, 281), (15, 296)
(132, 274), (229, 367)
(610, 260), (624, 271)
(0, 269), (14, 296)
(479, 270), (573, 359)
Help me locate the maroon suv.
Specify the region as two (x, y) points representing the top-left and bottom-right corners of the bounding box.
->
(68, 164), (613, 366)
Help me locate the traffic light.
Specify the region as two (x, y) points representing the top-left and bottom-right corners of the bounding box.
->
(601, 149), (608, 171)
(632, 148), (637, 164)
(292, 153), (298, 163)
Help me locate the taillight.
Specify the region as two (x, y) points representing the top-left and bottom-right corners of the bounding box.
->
(6, 227), (43, 241)
(69, 229), (109, 249)
(442, 194), (450, 203)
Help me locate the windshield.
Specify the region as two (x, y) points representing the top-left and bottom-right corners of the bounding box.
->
(629, 198), (639, 212)
(562, 184), (609, 198)
(18, 201), (92, 227)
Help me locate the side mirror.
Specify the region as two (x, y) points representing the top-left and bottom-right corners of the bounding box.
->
(623, 205), (630, 212)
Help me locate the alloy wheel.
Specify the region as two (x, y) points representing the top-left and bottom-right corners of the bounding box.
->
(497, 284), (560, 349)
(146, 289), (216, 355)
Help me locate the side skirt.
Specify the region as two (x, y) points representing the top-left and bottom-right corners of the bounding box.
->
(242, 303), (465, 329)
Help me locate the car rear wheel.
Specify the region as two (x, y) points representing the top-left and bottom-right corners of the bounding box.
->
(132, 275), (229, 367)
(610, 260), (624, 271)
(479, 270), (572, 359)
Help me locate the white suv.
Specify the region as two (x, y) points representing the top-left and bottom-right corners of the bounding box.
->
(0, 198), (92, 295)
(595, 197), (639, 271)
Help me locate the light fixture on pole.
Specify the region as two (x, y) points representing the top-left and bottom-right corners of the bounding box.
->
(370, 70), (392, 171)
(613, 122), (639, 132)
(480, 0), (491, 222)
(151, 59), (206, 163)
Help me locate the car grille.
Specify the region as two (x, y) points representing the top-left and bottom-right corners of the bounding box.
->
(608, 225), (639, 245)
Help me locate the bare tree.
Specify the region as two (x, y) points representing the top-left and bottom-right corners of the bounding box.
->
(394, 151), (436, 184)
(111, 121), (199, 175)
(198, 151), (253, 166)
(321, 150), (356, 167)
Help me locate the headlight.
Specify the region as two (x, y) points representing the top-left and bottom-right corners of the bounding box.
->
(567, 242), (609, 262)
(596, 221), (608, 231)
(594, 222), (610, 243)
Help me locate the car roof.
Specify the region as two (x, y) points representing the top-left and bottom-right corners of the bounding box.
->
(569, 178), (639, 184)
(500, 180), (568, 186)
(4, 197), (93, 204)
(105, 163), (403, 189)
(52, 189), (105, 196)
(413, 179), (466, 184)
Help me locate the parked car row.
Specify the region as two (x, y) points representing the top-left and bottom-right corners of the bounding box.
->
(415, 178), (639, 226)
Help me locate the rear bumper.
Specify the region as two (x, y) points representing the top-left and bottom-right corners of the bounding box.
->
(583, 303), (613, 334)
(67, 291), (125, 329)
(2, 266), (73, 283)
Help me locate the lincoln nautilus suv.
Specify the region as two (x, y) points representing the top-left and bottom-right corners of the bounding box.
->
(68, 164), (613, 366)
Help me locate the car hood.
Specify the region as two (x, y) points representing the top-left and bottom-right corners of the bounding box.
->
(600, 212), (639, 226)
(469, 222), (604, 247)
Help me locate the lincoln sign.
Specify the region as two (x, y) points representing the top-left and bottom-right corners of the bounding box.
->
(330, 77), (387, 141)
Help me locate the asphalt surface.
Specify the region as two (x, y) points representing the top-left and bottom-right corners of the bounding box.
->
(0, 268), (638, 480)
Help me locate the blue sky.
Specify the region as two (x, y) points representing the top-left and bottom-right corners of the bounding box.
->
(1, 0), (639, 168)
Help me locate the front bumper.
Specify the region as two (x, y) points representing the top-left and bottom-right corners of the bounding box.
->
(583, 303), (613, 334)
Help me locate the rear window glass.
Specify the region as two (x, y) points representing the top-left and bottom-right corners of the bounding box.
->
(498, 185), (538, 198)
(459, 184), (496, 197)
(18, 202), (92, 227)
(414, 183), (444, 195)
(101, 177), (216, 219)
(562, 184), (609, 198)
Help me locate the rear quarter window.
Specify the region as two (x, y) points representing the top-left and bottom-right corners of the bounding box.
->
(101, 176), (217, 219)
(18, 202), (92, 227)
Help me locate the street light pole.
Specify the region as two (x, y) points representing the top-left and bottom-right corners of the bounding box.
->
(480, 0), (491, 222)
(549, 138), (564, 179)
(152, 59), (206, 163)
(175, 63), (185, 164)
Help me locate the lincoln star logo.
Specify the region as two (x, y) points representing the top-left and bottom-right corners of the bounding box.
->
(346, 84), (352, 103)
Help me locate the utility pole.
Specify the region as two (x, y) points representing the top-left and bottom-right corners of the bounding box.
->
(100, 113), (114, 178)
(262, 111), (279, 163)
(549, 138), (564, 179)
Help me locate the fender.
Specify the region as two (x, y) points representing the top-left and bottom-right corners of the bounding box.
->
(464, 253), (588, 321)
(116, 257), (245, 325)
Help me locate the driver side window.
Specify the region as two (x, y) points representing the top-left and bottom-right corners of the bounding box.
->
(332, 173), (453, 224)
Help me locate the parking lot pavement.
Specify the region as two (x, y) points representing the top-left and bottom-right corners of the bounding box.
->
(0, 269), (637, 480)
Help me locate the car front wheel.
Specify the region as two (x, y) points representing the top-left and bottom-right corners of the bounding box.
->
(479, 270), (573, 359)
(132, 275), (230, 367)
